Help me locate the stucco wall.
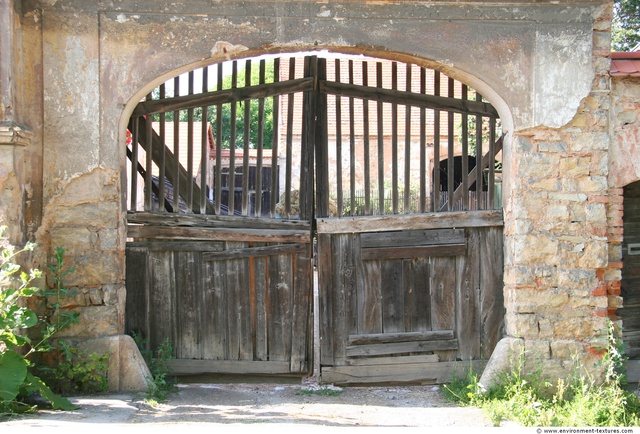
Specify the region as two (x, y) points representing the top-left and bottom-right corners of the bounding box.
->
(3, 0), (622, 388)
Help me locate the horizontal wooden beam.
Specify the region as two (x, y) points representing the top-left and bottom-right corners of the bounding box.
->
(126, 240), (224, 252)
(343, 354), (439, 366)
(168, 359), (292, 375)
(203, 243), (307, 261)
(133, 78), (314, 116)
(127, 211), (310, 231)
(321, 360), (488, 385)
(320, 81), (499, 118)
(346, 339), (458, 358)
(316, 210), (503, 234)
(128, 224), (311, 243)
(361, 244), (466, 260)
(360, 228), (464, 249)
(348, 330), (454, 346)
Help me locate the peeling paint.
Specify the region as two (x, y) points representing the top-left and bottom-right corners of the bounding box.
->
(211, 41), (248, 58)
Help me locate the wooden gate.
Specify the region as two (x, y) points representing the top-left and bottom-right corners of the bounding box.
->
(125, 54), (504, 383)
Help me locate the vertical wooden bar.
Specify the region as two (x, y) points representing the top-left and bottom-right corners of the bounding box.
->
(335, 60), (343, 217)
(215, 63), (223, 215)
(145, 93), (153, 211)
(255, 59), (266, 217)
(187, 71), (195, 212)
(404, 63), (412, 214)
(312, 57), (328, 219)
(432, 71), (440, 212)
(200, 66), (209, 214)
(285, 58), (295, 216)
(129, 116), (139, 211)
(461, 84), (469, 211)
(475, 92), (483, 210)
(391, 62), (398, 215)
(362, 62), (371, 215)
(488, 117), (496, 209)
(158, 84), (166, 212)
(242, 59), (252, 216)
(419, 68), (427, 213)
(447, 77), (455, 212)
(348, 60), (356, 217)
(376, 62), (385, 216)
(456, 229), (480, 360)
(228, 61), (238, 215)
(172, 77), (181, 213)
(269, 58), (280, 218)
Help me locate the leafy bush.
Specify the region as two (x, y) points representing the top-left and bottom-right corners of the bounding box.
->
(0, 227), (76, 413)
(132, 332), (177, 403)
(444, 321), (640, 427)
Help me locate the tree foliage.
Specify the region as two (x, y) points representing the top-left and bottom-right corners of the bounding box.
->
(613, 0), (640, 51)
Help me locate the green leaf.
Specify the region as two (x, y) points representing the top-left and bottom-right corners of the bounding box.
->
(0, 350), (28, 403)
(24, 373), (78, 411)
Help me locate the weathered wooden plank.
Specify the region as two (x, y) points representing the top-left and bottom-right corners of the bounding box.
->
(203, 243), (306, 261)
(430, 256), (457, 362)
(362, 244), (466, 260)
(174, 251), (201, 359)
(202, 257), (227, 360)
(315, 57), (330, 219)
(225, 242), (242, 360)
(237, 249), (253, 361)
(348, 330), (454, 345)
(253, 253), (268, 361)
(346, 339), (458, 358)
(124, 248), (149, 341)
(148, 251), (176, 356)
(321, 360), (488, 385)
(361, 229), (465, 249)
(128, 225), (310, 243)
(167, 359), (291, 375)
(268, 253), (293, 362)
(362, 62), (371, 215)
(480, 227), (505, 359)
(316, 210), (503, 234)
(391, 62), (399, 215)
(317, 233), (334, 365)
(358, 254), (382, 335)
(127, 240), (224, 252)
(134, 78), (314, 116)
(333, 235), (355, 362)
(290, 250), (313, 373)
(127, 211), (310, 230)
(381, 259), (404, 333)
(344, 354), (439, 366)
(412, 258), (431, 332)
(319, 80), (499, 118)
(456, 228), (480, 360)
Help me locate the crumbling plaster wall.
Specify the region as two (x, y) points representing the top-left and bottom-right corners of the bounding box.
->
(11, 0), (616, 388)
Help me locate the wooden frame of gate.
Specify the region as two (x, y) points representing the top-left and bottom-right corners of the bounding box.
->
(125, 53), (504, 384)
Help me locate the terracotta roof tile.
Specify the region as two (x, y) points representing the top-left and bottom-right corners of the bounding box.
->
(611, 52), (640, 77)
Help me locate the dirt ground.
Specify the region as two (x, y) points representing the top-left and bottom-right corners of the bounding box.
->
(1, 379), (500, 431)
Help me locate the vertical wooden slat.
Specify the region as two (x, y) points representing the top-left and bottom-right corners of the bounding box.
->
(242, 59), (251, 216)
(412, 257), (431, 331)
(172, 77), (181, 213)
(175, 251), (202, 359)
(430, 256), (457, 361)
(285, 58), (295, 216)
(332, 235), (353, 363)
(254, 253), (268, 360)
(124, 247), (149, 339)
(228, 61), (238, 215)
(256, 59), (266, 218)
(317, 233), (334, 365)
(403, 259), (414, 331)
(432, 71), (441, 213)
(200, 66), (209, 214)
(461, 84), (469, 211)
(475, 92), (484, 210)
(290, 249), (312, 373)
(348, 60), (356, 217)
(269, 58), (280, 218)
(149, 251), (175, 357)
(268, 253), (293, 362)
(158, 85), (166, 211)
(488, 117), (496, 209)
(404, 64), (412, 214)
(203, 258), (227, 360)
(215, 63), (223, 216)
(359, 258), (382, 334)
(130, 116), (139, 211)
(456, 229), (480, 360)
(381, 259), (404, 333)
(447, 77), (455, 212)
(237, 253), (253, 361)
(145, 95), (153, 211)
(419, 68), (427, 214)
(391, 62), (399, 215)
(187, 71), (195, 212)
(480, 226), (504, 358)
(362, 62), (371, 215)
(376, 62), (385, 216)
(335, 59), (343, 217)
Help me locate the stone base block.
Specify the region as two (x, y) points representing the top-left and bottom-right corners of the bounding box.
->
(478, 337), (524, 391)
(77, 334), (152, 392)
